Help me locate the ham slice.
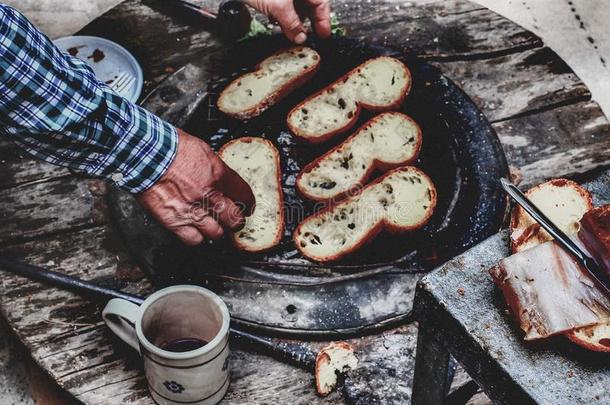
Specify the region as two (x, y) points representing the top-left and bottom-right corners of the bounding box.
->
(578, 205), (610, 276)
(490, 237), (610, 340)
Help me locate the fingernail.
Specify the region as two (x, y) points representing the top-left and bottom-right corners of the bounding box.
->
(295, 32), (307, 44)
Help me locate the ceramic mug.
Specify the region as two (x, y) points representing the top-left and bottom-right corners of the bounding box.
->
(102, 285), (230, 405)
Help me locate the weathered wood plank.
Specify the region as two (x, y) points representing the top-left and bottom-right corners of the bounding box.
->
(65, 347), (343, 405)
(436, 46), (590, 122)
(0, 227), (150, 402)
(0, 226), (149, 345)
(80, 1), (588, 128)
(80, 0), (541, 89)
(0, 144), (69, 189)
(11, 313), (338, 405)
(223, 350), (343, 405)
(79, 0), (222, 93)
(493, 99), (610, 186)
(334, 0), (542, 59)
(0, 177), (108, 246)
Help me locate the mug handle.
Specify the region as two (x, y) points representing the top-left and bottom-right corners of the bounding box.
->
(102, 298), (141, 353)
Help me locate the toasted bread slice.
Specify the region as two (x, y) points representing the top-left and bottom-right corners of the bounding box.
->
(510, 179), (593, 253)
(566, 323), (610, 352)
(294, 167), (436, 262)
(297, 112), (422, 202)
(217, 47), (320, 120)
(287, 57), (412, 143)
(315, 342), (358, 397)
(218, 138), (284, 252)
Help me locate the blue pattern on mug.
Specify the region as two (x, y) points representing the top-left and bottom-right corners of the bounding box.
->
(164, 380), (185, 394)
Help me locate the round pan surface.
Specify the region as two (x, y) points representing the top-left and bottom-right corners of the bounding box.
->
(108, 35), (509, 338)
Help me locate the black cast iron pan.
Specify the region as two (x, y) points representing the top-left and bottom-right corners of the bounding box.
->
(108, 35), (509, 338)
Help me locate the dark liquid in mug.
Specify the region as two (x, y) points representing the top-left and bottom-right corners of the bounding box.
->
(161, 338), (208, 353)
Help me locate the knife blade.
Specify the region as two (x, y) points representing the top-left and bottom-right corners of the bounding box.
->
(500, 178), (610, 295)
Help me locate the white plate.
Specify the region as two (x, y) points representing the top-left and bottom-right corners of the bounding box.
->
(54, 35), (144, 103)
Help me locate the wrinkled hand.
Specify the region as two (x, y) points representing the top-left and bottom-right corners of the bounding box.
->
(244, 0), (331, 44)
(138, 130), (255, 246)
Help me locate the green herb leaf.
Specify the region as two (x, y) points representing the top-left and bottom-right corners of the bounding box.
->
(330, 13), (347, 37)
(240, 18), (272, 41)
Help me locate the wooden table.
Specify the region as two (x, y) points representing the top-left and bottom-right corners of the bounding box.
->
(0, 0), (609, 403)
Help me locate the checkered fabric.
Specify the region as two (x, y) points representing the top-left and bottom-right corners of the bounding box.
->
(0, 5), (177, 193)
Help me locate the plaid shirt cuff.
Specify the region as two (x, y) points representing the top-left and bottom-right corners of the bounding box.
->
(88, 92), (178, 193)
(0, 5), (178, 194)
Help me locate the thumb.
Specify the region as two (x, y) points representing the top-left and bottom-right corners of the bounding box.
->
(216, 163), (256, 216)
(274, 3), (307, 44)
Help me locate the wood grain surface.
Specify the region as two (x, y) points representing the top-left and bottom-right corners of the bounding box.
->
(0, 0), (608, 403)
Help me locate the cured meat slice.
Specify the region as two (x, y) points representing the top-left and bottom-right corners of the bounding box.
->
(578, 205), (610, 276)
(490, 238), (610, 340)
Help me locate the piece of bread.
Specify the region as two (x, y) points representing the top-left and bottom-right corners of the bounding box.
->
(315, 342), (358, 397)
(217, 47), (320, 120)
(294, 167), (436, 262)
(509, 179), (593, 253)
(218, 138), (284, 252)
(566, 322), (610, 353)
(296, 112), (422, 202)
(287, 57), (412, 143)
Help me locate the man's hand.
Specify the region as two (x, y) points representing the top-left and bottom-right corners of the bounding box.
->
(245, 0), (331, 44)
(138, 130), (255, 246)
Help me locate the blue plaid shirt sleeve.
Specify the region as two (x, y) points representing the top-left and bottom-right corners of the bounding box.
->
(0, 5), (177, 193)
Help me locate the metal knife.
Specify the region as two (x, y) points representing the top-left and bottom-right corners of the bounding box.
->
(500, 178), (610, 295)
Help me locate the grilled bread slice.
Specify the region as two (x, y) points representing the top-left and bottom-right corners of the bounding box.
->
(297, 112), (422, 202)
(294, 167), (436, 262)
(315, 342), (358, 397)
(218, 138), (284, 252)
(509, 179), (593, 253)
(217, 47), (320, 120)
(287, 57), (411, 143)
